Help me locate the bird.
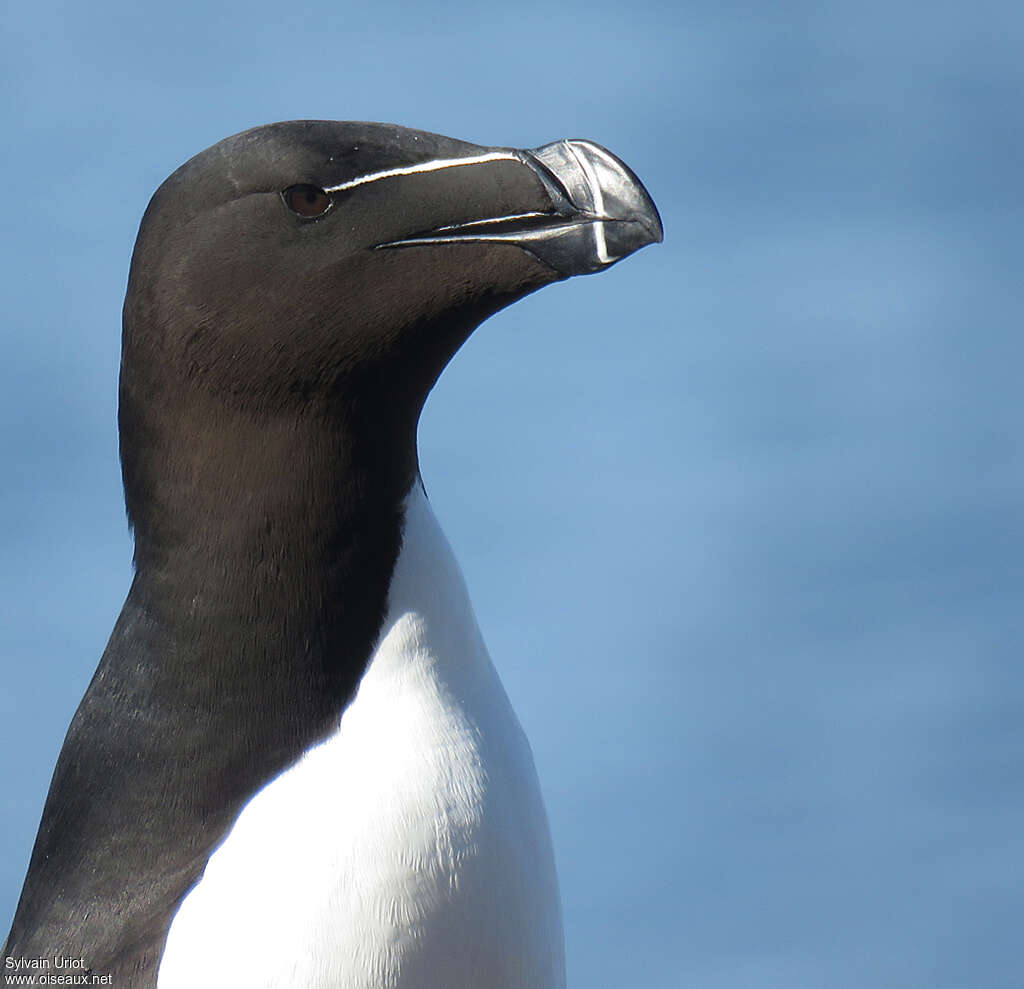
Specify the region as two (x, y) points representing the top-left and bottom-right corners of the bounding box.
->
(1, 120), (661, 988)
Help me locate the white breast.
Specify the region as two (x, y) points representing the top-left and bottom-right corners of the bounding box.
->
(158, 482), (565, 989)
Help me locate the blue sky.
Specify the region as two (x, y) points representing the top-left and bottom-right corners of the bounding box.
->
(2, 1), (1022, 985)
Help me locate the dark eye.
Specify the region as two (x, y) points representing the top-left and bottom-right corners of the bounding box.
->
(282, 184), (332, 218)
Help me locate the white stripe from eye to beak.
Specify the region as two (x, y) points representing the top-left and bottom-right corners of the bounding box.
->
(566, 141), (611, 264)
(323, 152), (520, 194)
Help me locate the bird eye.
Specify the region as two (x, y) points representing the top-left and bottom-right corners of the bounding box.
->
(282, 184), (332, 218)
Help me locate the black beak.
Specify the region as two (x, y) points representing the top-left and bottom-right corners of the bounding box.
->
(377, 139), (663, 277)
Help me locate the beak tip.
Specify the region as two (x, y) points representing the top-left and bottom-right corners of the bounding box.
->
(526, 138), (663, 275)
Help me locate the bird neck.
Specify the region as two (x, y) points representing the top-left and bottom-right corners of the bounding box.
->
(119, 389), (419, 713)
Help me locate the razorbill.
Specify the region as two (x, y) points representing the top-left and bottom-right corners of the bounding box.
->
(1, 121), (661, 988)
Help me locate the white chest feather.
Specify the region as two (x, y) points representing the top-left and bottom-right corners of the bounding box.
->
(157, 483), (565, 989)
